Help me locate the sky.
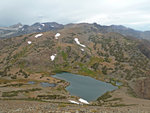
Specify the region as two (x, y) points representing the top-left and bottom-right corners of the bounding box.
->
(0, 0), (150, 31)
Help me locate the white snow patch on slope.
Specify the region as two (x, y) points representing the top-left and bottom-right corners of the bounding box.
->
(68, 100), (79, 104)
(51, 25), (54, 27)
(50, 54), (57, 61)
(38, 28), (42, 30)
(19, 25), (23, 28)
(22, 28), (24, 31)
(78, 98), (89, 104)
(41, 24), (45, 27)
(74, 38), (86, 47)
(81, 48), (84, 51)
(55, 33), (61, 39)
(27, 41), (32, 44)
(35, 33), (43, 38)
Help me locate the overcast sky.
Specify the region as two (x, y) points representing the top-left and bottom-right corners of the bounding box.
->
(0, 0), (150, 31)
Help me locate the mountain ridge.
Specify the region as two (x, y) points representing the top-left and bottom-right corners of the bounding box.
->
(1, 22), (150, 40)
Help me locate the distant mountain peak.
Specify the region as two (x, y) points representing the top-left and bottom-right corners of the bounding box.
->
(0, 22), (150, 39)
(9, 23), (23, 28)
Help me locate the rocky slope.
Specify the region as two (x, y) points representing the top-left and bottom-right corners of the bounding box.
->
(1, 99), (150, 113)
(0, 23), (150, 100)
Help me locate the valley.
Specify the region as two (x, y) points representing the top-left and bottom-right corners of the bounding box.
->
(0, 23), (150, 112)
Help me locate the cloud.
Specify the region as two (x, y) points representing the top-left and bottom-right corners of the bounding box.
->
(0, 0), (150, 30)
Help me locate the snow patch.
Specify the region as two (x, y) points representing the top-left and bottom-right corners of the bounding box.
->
(27, 41), (32, 44)
(22, 28), (24, 31)
(50, 54), (57, 61)
(35, 33), (43, 38)
(51, 25), (54, 27)
(41, 24), (45, 27)
(68, 100), (79, 104)
(19, 25), (23, 28)
(81, 48), (84, 51)
(38, 28), (42, 30)
(74, 38), (86, 47)
(55, 33), (61, 39)
(78, 98), (89, 104)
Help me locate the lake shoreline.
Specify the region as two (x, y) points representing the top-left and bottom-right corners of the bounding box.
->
(52, 72), (118, 102)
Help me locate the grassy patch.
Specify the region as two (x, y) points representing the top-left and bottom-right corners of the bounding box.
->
(2, 91), (18, 97)
(2, 88), (41, 97)
(0, 78), (11, 84)
(52, 69), (68, 74)
(106, 98), (122, 102)
(58, 103), (67, 107)
(1, 97), (42, 102)
(97, 92), (112, 102)
(61, 51), (68, 61)
(37, 94), (66, 99)
(0, 83), (26, 87)
(78, 63), (96, 77)
(110, 103), (134, 107)
(88, 57), (104, 66)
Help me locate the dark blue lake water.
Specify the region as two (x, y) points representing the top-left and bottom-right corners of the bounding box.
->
(52, 73), (117, 101)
